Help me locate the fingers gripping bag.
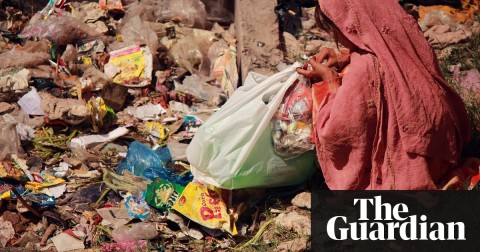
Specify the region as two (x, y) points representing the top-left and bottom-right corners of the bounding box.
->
(187, 63), (316, 189)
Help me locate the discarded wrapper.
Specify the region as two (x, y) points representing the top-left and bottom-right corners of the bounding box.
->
(125, 103), (166, 121)
(172, 182), (237, 235)
(124, 192), (151, 221)
(26, 173), (65, 191)
(19, 193), (56, 212)
(212, 45), (238, 97)
(0, 161), (28, 182)
(86, 97), (109, 130)
(145, 178), (185, 212)
(107, 45), (153, 87)
(145, 122), (166, 141)
(0, 180), (13, 200)
(99, 0), (124, 11)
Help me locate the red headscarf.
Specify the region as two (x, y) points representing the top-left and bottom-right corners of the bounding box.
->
(315, 0), (471, 189)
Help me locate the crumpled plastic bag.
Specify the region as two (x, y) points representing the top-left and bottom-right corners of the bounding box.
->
(120, 15), (159, 53)
(168, 29), (216, 78)
(0, 221), (15, 247)
(19, 15), (99, 45)
(153, 0), (208, 29)
(116, 141), (192, 186)
(71, 2), (107, 23)
(112, 223), (158, 242)
(174, 74), (222, 102)
(453, 66), (480, 93)
(424, 24), (475, 44)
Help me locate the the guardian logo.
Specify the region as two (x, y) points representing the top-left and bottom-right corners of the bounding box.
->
(327, 196), (465, 241)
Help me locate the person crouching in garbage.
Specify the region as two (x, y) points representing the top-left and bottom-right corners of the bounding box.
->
(296, 0), (471, 189)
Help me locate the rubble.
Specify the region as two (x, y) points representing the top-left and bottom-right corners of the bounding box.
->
(274, 211), (311, 236)
(276, 238), (308, 252)
(0, 220), (15, 247)
(291, 192), (311, 209)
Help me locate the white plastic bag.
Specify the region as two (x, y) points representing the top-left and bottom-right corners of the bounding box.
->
(187, 63), (316, 189)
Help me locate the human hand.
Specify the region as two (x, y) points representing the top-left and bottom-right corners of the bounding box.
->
(311, 48), (350, 69)
(296, 57), (339, 82)
(311, 48), (339, 68)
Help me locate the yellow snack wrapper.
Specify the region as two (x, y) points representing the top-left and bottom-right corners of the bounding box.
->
(108, 45), (152, 87)
(0, 161), (27, 181)
(26, 173), (65, 191)
(145, 121), (166, 140)
(0, 183), (12, 200)
(212, 45), (238, 97)
(87, 97), (108, 128)
(80, 56), (93, 65)
(173, 182), (237, 235)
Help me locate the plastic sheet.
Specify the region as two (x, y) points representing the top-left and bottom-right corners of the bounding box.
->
(174, 74), (221, 102)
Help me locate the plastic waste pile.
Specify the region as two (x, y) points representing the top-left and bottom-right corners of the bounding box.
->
(0, 0), (266, 250)
(400, 0), (480, 45)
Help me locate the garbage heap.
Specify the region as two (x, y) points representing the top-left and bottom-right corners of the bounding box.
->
(0, 0), (259, 251)
(275, 0), (479, 61)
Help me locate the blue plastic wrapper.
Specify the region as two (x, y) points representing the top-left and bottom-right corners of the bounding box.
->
(143, 167), (193, 186)
(125, 192), (151, 221)
(23, 193), (55, 211)
(182, 115), (202, 127)
(116, 141), (192, 186)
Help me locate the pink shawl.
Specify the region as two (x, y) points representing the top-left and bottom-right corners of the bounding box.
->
(315, 0), (471, 189)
